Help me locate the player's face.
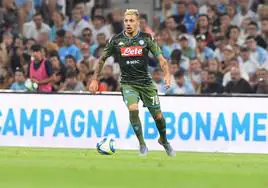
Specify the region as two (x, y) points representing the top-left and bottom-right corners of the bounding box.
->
(124, 14), (140, 35)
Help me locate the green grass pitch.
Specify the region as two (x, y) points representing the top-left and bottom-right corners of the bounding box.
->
(0, 147), (267, 188)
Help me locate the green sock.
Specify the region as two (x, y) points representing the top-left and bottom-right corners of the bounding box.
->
(129, 110), (146, 146)
(155, 117), (168, 144)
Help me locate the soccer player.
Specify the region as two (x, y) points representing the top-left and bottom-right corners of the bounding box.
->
(89, 9), (176, 157)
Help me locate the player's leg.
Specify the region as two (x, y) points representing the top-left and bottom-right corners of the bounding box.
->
(141, 86), (176, 156)
(121, 85), (147, 155)
(147, 107), (168, 144)
(147, 107), (175, 156)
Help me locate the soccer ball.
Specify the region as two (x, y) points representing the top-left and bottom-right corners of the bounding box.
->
(96, 137), (116, 155)
(25, 79), (38, 91)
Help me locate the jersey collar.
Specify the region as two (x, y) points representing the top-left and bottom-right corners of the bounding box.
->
(123, 30), (140, 39)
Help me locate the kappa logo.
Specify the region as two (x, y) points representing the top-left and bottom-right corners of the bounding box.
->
(120, 46), (143, 57)
(118, 41), (124, 46)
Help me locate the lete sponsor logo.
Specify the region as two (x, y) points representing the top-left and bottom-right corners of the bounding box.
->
(120, 46), (143, 57)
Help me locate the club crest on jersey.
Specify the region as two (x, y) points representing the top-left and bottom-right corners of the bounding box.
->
(139, 40), (145, 45)
(120, 46), (143, 57)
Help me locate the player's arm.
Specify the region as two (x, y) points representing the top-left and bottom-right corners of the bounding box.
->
(157, 55), (170, 88)
(147, 35), (170, 88)
(90, 37), (115, 92)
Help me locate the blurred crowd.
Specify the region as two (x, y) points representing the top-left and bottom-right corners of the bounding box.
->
(1, 0), (268, 95)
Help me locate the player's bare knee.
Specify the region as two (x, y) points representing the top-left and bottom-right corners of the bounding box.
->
(128, 103), (138, 111)
(155, 112), (163, 120)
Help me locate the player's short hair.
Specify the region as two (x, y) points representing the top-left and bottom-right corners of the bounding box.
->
(124, 9), (140, 19)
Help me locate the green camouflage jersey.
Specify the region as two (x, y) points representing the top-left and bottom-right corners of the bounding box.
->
(102, 31), (162, 86)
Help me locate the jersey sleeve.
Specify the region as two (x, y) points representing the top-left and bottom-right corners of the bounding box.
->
(102, 37), (115, 61)
(147, 35), (162, 57)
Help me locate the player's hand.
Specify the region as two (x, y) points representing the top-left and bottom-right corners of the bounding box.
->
(164, 75), (171, 89)
(89, 79), (99, 93)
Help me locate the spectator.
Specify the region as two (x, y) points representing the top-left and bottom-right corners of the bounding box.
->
(197, 69), (209, 94)
(85, 70), (94, 92)
(225, 66), (253, 93)
(222, 45), (236, 74)
(65, 54), (79, 74)
(99, 65), (117, 91)
(75, 2), (90, 21)
(226, 25), (244, 46)
(246, 35), (268, 66)
(49, 11), (67, 41)
(2, 0), (19, 35)
(178, 34), (195, 59)
(10, 67), (27, 91)
(49, 51), (66, 91)
(238, 46), (259, 79)
(0, 67), (12, 89)
(194, 14), (213, 45)
(184, 1), (199, 33)
(24, 12), (51, 40)
(261, 18), (268, 50)
(214, 35), (226, 63)
(0, 32), (13, 63)
(67, 7), (90, 38)
(164, 16), (178, 41)
(247, 21), (267, 49)
(89, 15), (111, 44)
(77, 60), (90, 86)
(55, 29), (66, 48)
(207, 59), (223, 84)
(227, 3), (237, 20)
(258, 5), (268, 21)
(140, 14), (154, 37)
(154, 32), (171, 59)
(0, 33), (12, 69)
(28, 44), (54, 92)
(94, 33), (107, 58)
(10, 46), (27, 73)
(232, 0), (257, 27)
(255, 68), (268, 94)
(58, 31), (83, 63)
(37, 31), (49, 46)
(168, 70), (195, 95)
(160, 28), (179, 55)
(80, 43), (97, 71)
(60, 70), (84, 91)
(195, 34), (215, 63)
(152, 68), (166, 94)
(189, 58), (202, 91)
(173, 1), (187, 25)
(90, 5), (105, 19)
(203, 71), (224, 94)
(168, 60), (181, 87)
(207, 5), (219, 26)
(170, 49), (189, 71)
(160, 0), (177, 22)
(220, 13), (232, 35)
(222, 57), (249, 87)
(24, 38), (36, 55)
(82, 27), (98, 55)
(216, 0), (229, 13)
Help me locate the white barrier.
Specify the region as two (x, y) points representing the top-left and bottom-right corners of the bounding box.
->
(0, 93), (268, 154)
